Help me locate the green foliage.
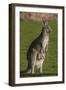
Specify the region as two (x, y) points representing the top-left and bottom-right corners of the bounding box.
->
(20, 19), (58, 76)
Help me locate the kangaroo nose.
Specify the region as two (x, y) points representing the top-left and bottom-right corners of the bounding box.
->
(48, 26), (52, 32)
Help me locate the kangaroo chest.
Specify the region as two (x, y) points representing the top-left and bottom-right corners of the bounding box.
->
(42, 35), (49, 49)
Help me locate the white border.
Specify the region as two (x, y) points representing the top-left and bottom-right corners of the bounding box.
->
(15, 6), (63, 84)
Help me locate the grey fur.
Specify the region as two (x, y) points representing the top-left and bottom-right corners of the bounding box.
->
(27, 20), (52, 74)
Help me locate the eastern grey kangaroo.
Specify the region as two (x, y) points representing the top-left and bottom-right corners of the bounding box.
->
(27, 20), (52, 74)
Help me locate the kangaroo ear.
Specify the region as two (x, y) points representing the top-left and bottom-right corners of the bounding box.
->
(42, 17), (48, 26)
(42, 17), (45, 26)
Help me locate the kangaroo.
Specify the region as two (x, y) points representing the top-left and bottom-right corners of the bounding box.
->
(27, 20), (52, 74)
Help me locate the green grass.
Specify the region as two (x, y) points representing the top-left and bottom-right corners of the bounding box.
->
(20, 19), (58, 77)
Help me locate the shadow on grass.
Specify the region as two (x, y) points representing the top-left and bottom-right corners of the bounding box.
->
(20, 71), (58, 78)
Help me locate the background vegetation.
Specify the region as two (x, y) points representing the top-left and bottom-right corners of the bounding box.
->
(20, 13), (58, 77)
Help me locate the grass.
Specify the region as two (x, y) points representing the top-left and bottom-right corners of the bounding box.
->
(20, 19), (58, 77)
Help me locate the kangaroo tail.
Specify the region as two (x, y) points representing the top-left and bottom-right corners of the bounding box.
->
(26, 61), (32, 74)
(26, 69), (31, 73)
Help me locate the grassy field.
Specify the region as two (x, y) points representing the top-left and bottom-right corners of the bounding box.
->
(20, 19), (58, 77)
